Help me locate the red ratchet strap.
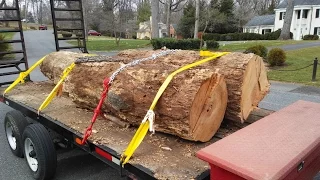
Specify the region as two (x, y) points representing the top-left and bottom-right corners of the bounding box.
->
(80, 77), (110, 145)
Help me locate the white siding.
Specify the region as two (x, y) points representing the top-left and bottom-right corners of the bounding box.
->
(259, 25), (275, 34)
(275, 5), (320, 40)
(243, 25), (274, 34)
(310, 5), (320, 36)
(274, 10), (285, 32)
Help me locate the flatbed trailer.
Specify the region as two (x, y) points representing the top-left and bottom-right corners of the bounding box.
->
(0, 81), (272, 180)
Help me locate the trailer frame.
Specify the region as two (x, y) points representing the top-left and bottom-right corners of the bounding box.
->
(0, 94), (210, 180)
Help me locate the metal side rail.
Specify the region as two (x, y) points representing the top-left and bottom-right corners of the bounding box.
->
(0, 0), (29, 86)
(50, 0), (88, 53)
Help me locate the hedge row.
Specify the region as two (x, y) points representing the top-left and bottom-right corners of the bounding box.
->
(244, 45), (286, 66)
(0, 34), (9, 59)
(151, 38), (219, 50)
(244, 45), (268, 58)
(303, 35), (319, 40)
(203, 30), (293, 41)
(206, 40), (219, 49)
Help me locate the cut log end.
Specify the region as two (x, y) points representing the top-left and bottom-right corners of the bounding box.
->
(190, 73), (228, 142)
(240, 56), (270, 122)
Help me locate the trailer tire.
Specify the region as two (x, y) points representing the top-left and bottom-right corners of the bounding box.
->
(23, 124), (57, 180)
(4, 110), (29, 157)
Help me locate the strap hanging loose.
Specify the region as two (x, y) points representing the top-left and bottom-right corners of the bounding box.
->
(3, 55), (47, 95)
(38, 62), (76, 114)
(120, 52), (230, 166)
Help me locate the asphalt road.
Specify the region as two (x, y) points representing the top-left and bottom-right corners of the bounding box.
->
(0, 30), (123, 180)
(259, 81), (320, 111)
(271, 40), (320, 51)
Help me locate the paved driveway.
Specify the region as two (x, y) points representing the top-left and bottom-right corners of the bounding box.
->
(259, 81), (320, 111)
(270, 40), (320, 51)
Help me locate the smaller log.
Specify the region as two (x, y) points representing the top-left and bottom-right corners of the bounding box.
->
(40, 51), (88, 84)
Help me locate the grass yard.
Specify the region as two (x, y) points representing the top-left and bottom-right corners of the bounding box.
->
(69, 39), (151, 51)
(219, 40), (312, 51)
(86, 36), (114, 40)
(0, 31), (16, 60)
(268, 46), (320, 86)
(0, 22), (47, 30)
(3, 32), (15, 40)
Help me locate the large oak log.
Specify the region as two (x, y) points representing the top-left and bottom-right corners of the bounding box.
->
(91, 49), (269, 122)
(39, 50), (269, 141)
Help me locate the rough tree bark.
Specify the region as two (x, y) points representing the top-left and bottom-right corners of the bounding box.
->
(40, 50), (269, 142)
(0, 0), (6, 8)
(165, 0), (174, 37)
(194, 0), (200, 39)
(151, 0), (159, 38)
(278, 0), (294, 40)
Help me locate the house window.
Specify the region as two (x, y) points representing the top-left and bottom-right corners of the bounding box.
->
(316, 9), (320, 18)
(297, 10), (301, 19)
(280, 12), (286, 20)
(262, 29), (272, 34)
(302, 9), (309, 18)
(314, 27), (320, 35)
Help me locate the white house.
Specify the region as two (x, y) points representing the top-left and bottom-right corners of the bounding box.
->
(137, 16), (168, 39)
(243, 14), (275, 34)
(244, 0), (320, 40)
(275, 0), (320, 40)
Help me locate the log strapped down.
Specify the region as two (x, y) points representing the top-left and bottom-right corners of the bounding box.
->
(39, 50), (269, 142)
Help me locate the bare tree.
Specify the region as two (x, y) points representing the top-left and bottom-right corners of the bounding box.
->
(160, 0), (186, 37)
(151, 0), (159, 38)
(235, 0), (256, 32)
(278, 0), (294, 40)
(193, 0), (199, 39)
(235, 0), (281, 31)
(0, 0), (6, 8)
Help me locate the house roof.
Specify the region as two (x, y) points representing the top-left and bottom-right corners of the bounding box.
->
(277, 0), (320, 9)
(245, 14), (275, 27)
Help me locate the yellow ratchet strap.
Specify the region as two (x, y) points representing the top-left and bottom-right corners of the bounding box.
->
(200, 50), (219, 57)
(38, 62), (76, 114)
(3, 55), (47, 95)
(120, 51), (230, 166)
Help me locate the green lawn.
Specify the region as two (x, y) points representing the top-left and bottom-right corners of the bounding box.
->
(86, 36), (114, 40)
(3, 32), (15, 40)
(0, 31), (16, 60)
(69, 39), (151, 51)
(268, 46), (320, 86)
(219, 40), (312, 51)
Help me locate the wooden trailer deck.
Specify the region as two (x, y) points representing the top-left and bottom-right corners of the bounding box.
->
(1, 81), (272, 179)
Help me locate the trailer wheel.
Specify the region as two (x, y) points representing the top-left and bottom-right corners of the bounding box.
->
(23, 124), (57, 180)
(4, 110), (29, 157)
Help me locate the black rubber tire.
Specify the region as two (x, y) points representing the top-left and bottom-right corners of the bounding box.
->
(4, 110), (29, 157)
(23, 124), (57, 180)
